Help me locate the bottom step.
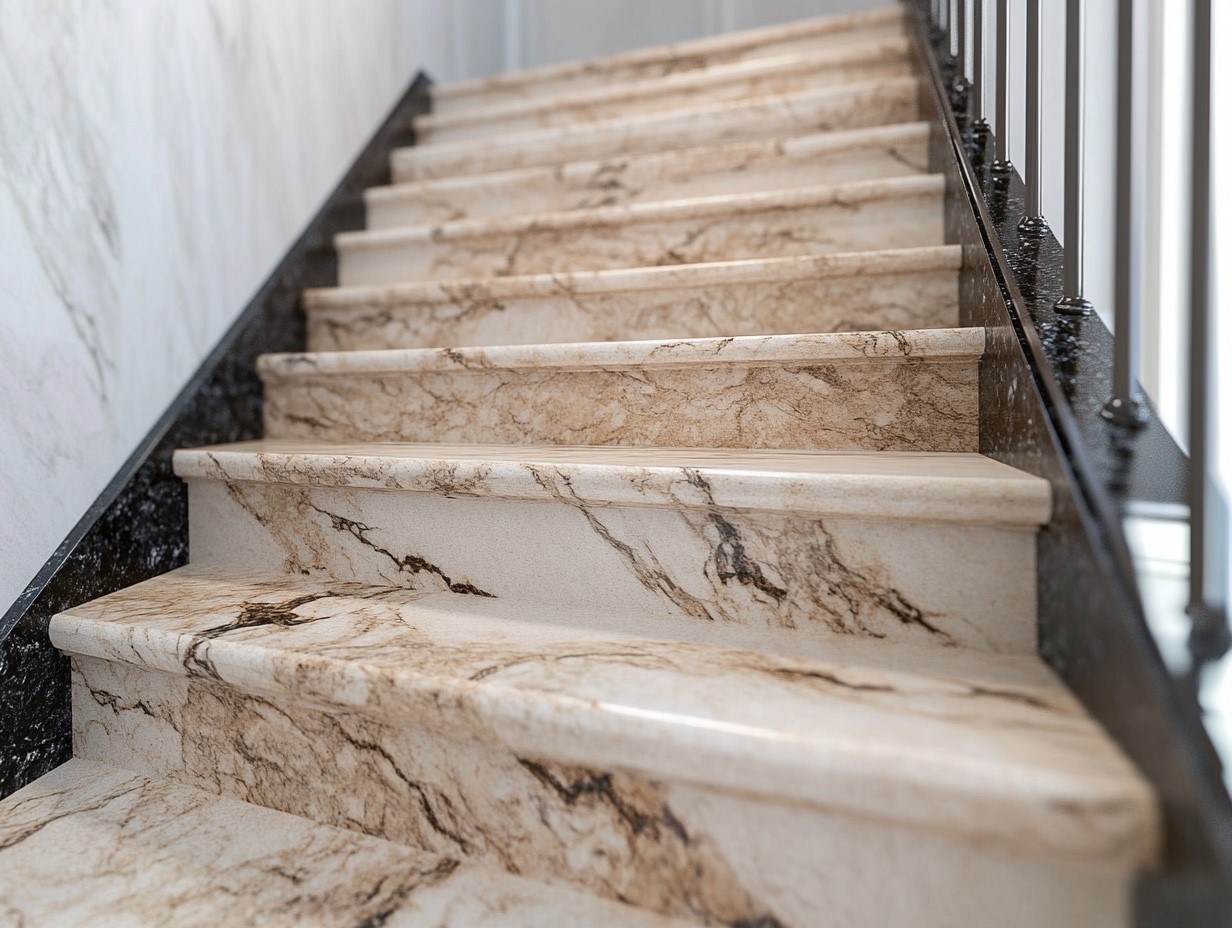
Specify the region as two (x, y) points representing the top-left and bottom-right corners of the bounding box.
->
(0, 759), (691, 927)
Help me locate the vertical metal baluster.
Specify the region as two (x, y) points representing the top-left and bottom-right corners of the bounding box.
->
(950, 0), (960, 60)
(1187, 0), (1227, 647)
(972, 0), (991, 137)
(1102, 0), (1147, 426)
(1019, 0), (1049, 234)
(954, 0), (969, 90)
(1055, 0), (1094, 314)
(991, 0), (1013, 174)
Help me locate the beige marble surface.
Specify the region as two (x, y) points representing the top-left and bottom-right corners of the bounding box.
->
(307, 246), (959, 351)
(0, 759), (693, 928)
(393, 78), (922, 182)
(259, 329), (981, 452)
(174, 442), (1051, 525)
(417, 42), (915, 143)
(173, 437), (1040, 652)
(369, 123), (931, 228)
(53, 566), (1156, 875)
(339, 176), (945, 285)
(433, 7), (908, 114)
(64, 653), (1140, 928)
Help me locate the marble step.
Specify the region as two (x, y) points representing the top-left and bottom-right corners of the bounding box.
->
(304, 246), (960, 352)
(369, 122), (931, 228)
(339, 176), (945, 286)
(52, 566), (1157, 928)
(393, 77), (921, 182)
(0, 759), (691, 928)
(172, 441), (1037, 652)
(258, 329), (981, 452)
(433, 6), (908, 114)
(415, 41), (915, 144)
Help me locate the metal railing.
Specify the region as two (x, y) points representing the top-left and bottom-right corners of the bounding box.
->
(928, 0), (1227, 661)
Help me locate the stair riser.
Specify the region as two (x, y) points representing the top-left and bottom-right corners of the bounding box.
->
(307, 266), (959, 351)
(340, 190), (944, 286)
(183, 479), (1033, 652)
(262, 355), (977, 452)
(417, 60), (915, 144)
(71, 657), (1131, 928)
(433, 20), (909, 115)
(393, 80), (921, 182)
(369, 130), (930, 228)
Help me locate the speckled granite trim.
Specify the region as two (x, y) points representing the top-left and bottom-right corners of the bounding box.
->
(0, 74), (432, 800)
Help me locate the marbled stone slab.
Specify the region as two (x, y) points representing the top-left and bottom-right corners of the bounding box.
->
(0, 759), (691, 927)
(307, 246), (960, 351)
(259, 329), (982, 452)
(417, 41), (915, 143)
(176, 442), (1052, 530)
(171, 441), (1038, 651)
(393, 78), (922, 182)
(339, 176), (945, 285)
(54, 568), (1155, 864)
(54, 570), (1154, 927)
(433, 7), (909, 115)
(369, 123), (931, 228)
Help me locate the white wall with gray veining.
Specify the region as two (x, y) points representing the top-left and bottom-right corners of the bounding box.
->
(0, 0), (507, 613)
(0, 0), (880, 614)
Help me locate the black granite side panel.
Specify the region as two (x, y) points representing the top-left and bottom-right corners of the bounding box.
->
(0, 74), (431, 800)
(905, 6), (1232, 924)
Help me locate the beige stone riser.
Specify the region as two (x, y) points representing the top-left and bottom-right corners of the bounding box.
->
(181, 478), (1032, 652)
(367, 124), (931, 228)
(431, 9), (909, 115)
(338, 183), (944, 286)
(392, 79), (922, 182)
(305, 263), (958, 352)
(416, 55), (915, 144)
(70, 658), (1134, 928)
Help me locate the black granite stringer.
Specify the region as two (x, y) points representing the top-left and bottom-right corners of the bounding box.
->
(903, 5), (1232, 923)
(0, 73), (433, 799)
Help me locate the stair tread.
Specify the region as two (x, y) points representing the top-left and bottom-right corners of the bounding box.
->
(368, 121), (932, 227)
(418, 39), (913, 133)
(174, 441), (1049, 526)
(370, 122), (931, 203)
(394, 78), (921, 180)
(305, 246), (960, 310)
(0, 759), (691, 927)
(342, 175), (944, 250)
(434, 6), (905, 100)
(258, 328), (983, 378)
(52, 566), (1156, 867)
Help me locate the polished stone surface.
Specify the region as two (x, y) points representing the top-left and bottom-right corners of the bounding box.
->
(259, 329), (982, 451)
(369, 122), (932, 227)
(417, 40), (915, 143)
(339, 176), (945, 285)
(393, 78), (922, 181)
(0, 759), (693, 927)
(432, 6), (909, 113)
(307, 246), (959, 350)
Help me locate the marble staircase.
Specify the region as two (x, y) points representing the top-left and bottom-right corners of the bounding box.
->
(0, 6), (1160, 927)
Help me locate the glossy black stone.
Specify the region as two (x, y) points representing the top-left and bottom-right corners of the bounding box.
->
(0, 74), (432, 800)
(908, 7), (1232, 923)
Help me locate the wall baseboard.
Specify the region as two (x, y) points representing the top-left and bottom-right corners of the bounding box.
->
(0, 72), (432, 799)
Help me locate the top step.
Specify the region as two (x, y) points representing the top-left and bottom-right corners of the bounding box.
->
(432, 6), (908, 115)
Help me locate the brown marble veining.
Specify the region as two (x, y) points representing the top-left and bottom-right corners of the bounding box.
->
(306, 247), (960, 351)
(259, 330), (981, 452)
(416, 40), (915, 143)
(338, 177), (945, 285)
(393, 78), (922, 182)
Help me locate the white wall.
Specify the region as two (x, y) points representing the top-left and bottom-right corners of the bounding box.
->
(0, 0), (507, 616)
(501, 0), (887, 71)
